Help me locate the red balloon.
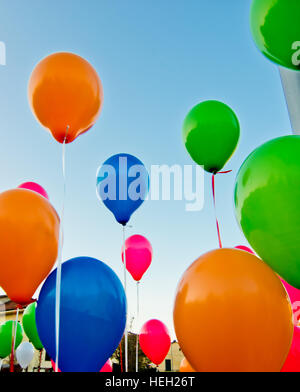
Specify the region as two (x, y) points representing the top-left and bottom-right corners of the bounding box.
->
(121, 234), (153, 281)
(281, 326), (300, 372)
(51, 359), (61, 372)
(100, 358), (113, 372)
(18, 182), (49, 200)
(139, 319), (171, 365)
(234, 245), (254, 254)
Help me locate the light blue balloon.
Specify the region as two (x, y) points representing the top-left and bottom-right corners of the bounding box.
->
(36, 257), (126, 372)
(96, 153), (149, 225)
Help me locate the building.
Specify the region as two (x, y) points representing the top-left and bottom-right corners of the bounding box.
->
(0, 295), (52, 372)
(157, 340), (184, 372)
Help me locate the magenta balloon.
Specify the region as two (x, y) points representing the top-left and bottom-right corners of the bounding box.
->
(280, 278), (300, 324)
(281, 326), (300, 372)
(51, 359), (61, 372)
(121, 234), (153, 281)
(234, 245), (254, 254)
(100, 358), (113, 372)
(139, 319), (171, 365)
(18, 182), (49, 200)
(52, 357), (113, 372)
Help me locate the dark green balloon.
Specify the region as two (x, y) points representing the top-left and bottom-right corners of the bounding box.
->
(235, 135), (300, 288)
(22, 302), (43, 350)
(0, 321), (23, 358)
(250, 0), (300, 70)
(182, 100), (240, 173)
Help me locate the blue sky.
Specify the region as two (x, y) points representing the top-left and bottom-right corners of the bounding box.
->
(0, 0), (292, 339)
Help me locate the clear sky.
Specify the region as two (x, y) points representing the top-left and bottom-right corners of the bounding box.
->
(0, 0), (292, 339)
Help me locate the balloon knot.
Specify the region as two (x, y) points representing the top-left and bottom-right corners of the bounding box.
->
(16, 298), (37, 309)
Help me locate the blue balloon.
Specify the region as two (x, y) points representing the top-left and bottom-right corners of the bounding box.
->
(96, 153), (149, 225)
(36, 257), (126, 372)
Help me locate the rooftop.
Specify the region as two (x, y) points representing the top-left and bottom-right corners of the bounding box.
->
(0, 295), (21, 313)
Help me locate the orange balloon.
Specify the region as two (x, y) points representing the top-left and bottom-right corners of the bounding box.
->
(180, 357), (195, 372)
(28, 52), (103, 144)
(0, 189), (59, 305)
(173, 248), (293, 372)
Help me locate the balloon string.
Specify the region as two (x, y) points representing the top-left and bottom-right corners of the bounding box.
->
(211, 170), (232, 249)
(136, 281), (140, 372)
(38, 350), (42, 373)
(55, 125), (69, 373)
(122, 225), (128, 372)
(119, 342), (123, 372)
(10, 307), (19, 372)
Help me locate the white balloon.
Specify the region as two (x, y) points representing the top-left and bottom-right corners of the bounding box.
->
(16, 342), (35, 369)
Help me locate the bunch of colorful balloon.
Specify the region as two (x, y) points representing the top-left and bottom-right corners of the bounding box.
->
(172, 1), (300, 373)
(96, 153), (149, 372)
(0, 51), (125, 373)
(27, 51), (104, 372)
(239, 0), (300, 371)
(0, 50), (150, 373)
(174, 77), (300, 372)
(121, 234), (153, 372)
(174, 248), (293, 371)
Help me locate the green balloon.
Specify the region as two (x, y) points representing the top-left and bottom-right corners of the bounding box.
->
(234, 135), (300, 288)
(250, 0), (300, 71)
(0, 321), (23, 359)
(182, 100), (240, 173)
(22, 302), (43, 350)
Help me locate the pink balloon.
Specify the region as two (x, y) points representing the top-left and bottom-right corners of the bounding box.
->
(18, 182), (49, 200)
(281, 326), (300, 372)
(51, 359), (61, 372)
(51, 358), (113, 372)
(280, 278), (300, 325)
(121, 234), (153, 281)
(139, 319), (171, 365)
(100, 358), (113, 372)
(234, 245), (254, 254)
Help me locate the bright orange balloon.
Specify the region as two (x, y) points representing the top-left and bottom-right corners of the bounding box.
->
(28, 52), (103, 144)
(173, 248), (293, 372)
(180, 357), (195, 372)
(0, 189), (60, 305)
